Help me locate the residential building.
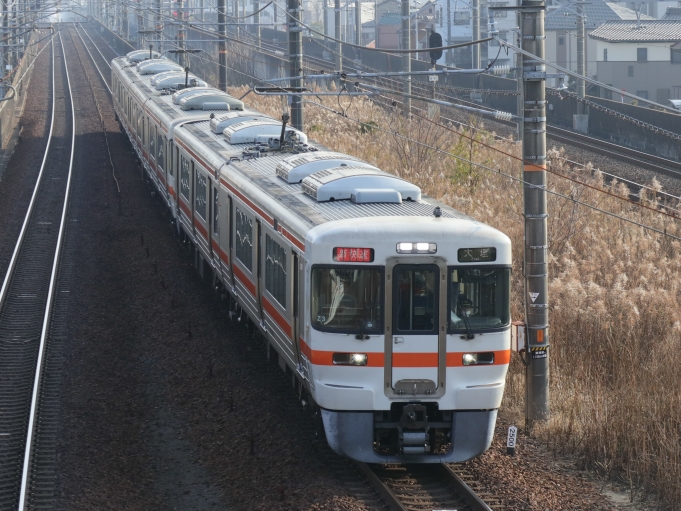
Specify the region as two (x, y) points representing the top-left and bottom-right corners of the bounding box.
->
(589, 19), (681, 102)
(618, 0), (680, 18)
(663, 6), (681, 19)
(545, 0), (654, 86)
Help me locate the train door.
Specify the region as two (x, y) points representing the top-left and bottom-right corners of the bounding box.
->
(292, 252), (302, 363)
(210, 186), (220, 263)
(169, 145), (177, 215)
(255, 219), (263, 321)
(385, 258), (447, 397)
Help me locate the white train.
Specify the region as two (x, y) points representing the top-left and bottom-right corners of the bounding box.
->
(111, 49), (512, 463)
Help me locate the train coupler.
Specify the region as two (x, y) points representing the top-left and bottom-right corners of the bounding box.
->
(398, 404), (431, 455)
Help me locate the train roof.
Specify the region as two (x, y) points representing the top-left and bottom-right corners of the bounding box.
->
(114, 54), (506, 241)
(177, 120), (477, 230)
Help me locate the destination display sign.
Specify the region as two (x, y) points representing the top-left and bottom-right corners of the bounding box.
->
(457, 247), (496, 262)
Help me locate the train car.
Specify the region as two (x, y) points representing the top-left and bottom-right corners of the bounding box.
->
(111, 51), (513, 463)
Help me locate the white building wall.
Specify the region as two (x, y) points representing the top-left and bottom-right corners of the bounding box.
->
(595, 40), (675, 61)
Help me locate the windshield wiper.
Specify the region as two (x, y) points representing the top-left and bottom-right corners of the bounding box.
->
(461, 314), (475, 340)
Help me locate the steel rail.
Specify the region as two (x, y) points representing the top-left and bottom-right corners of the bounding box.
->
(17, 30), (77, 511)
(0, 36), (57, 308)
(546, 125), (681, 179)
(355, 461), (495, 511)
(74, 24), (112, 91)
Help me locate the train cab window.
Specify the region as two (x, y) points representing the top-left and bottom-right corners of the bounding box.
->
(311, 267), (383, 334)
(265, 235), (287, 308)
(395, 267), (437, 333)
(180, 155), (190, 200)
(448, 267), (510, 332)
(235, 207), (253, 271)
(195, 170), (207, 220)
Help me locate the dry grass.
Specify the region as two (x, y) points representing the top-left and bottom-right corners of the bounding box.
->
(236, 88), (681, 509)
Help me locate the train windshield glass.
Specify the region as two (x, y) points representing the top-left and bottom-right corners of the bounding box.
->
(448, 267), (510, 331)
(311, 267), (383, 334)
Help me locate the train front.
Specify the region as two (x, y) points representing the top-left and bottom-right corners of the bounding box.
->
(304, 214), (511, 463)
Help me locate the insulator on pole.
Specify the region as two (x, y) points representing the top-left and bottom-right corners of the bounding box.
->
(494, 110), (513, 121)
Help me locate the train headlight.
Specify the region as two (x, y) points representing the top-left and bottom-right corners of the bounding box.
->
(396, 242), (437, 254)
(332, 353), (368, 366)
(462, 352), (495, 366)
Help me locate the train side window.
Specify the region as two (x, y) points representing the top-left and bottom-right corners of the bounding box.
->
(265, 234), (287, 309)
(213, 188), (219, 236)
(195, 169), (207, 220)
(235, 207), (253, 271)
(150, 125), (156, 160)
(157, 134), (165, 170)
(311, 267), (383, 333)
(180, 155), (190, 200)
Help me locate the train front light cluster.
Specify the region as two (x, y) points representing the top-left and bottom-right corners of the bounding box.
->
(332, 353), (368, 366)
(396, 242), (437, 254)
(462, 352), (495, 366)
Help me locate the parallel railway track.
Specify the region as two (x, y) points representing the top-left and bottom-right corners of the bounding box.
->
(545, 124), (681, 180)
(0, 31), (76, 510)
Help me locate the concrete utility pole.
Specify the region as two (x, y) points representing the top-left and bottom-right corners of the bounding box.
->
(218, 0), (228, 90)
(178, 0), (186, 67)
(138, 7), (145, 49)
(254, 0), (261, 48)
(447, 0), (452, 65)
(520, 0), (549, 429)
(516, 2), (523, 142)
(335, 0), (342, 72)
(289, 0), (304, 130)
(355, 0), (361, 46)
(472, 0), (480, 68)
(273, 1), (278, 31)
(155, 0), (162, 52)
(571, 1), (588, 132)
(1, 0), (7, 97)
(401, 0), (410, 114)
(324, 0), (328, 38)
(232, 0), (239, 39)
(123, 4), (129, 40)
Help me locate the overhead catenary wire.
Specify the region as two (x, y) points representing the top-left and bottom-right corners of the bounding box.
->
(300, 99), (681, 241)
(92, 12), (681, 218)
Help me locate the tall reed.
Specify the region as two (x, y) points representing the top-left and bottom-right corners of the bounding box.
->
(238, 89), (681, 508)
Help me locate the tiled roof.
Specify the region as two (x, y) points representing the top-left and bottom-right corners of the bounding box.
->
(545, 1), (653, 31)
(378, 12), (402, 26)
(663, 7), (681, 20)
(589, 20), (681, 42)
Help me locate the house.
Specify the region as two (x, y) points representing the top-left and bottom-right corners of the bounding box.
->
(545, 0), (654, 85)
(376, 11), (401, 49)
(589, 19), (681, 102)
(663, 6), (681, 19)
(618, 0), (680, 18)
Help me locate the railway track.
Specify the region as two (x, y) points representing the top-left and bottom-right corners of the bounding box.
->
(545, 124), (681, 179)
(0, 31), (76, 510)
(356, 462), (498, 511)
